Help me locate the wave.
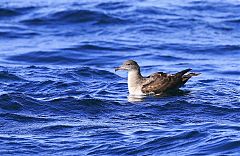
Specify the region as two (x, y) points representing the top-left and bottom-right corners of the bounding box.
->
(219, 70), (240, 76)
(0, 30), (39, 39)
(180, 1), (240, 13)
(0, 71), (25, 81)
(72, 67), (119, 80)
(96, 2), (130, 10)
(225, 17), (240, 23)
(63, 43), (138, 52)
(33, 124), (75, 133)
(0, 93), (46, 112)
(7, 51), (82, 64)
(198, 138), (240, 155)
(21, 9), (127, 25)
(0, 6), (36, 17)
(7, 49), (134, 65)
(0, 94), (23, 111)
(0, 91), (120, 117)
(0, 113), (51, 122)
(134, 6), (177, 16)
(153, 43), (240, 55)
(0, 8), (20, 17)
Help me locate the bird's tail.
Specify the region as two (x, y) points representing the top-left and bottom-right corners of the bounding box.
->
(185, 72), (201, 77)
(175, 68), (192, 77)
(182, 72), (201, 83)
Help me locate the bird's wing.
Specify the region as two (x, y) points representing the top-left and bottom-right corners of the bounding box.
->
(141, 69), (192, 94)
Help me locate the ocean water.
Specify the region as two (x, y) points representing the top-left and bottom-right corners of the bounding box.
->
(0, 0), (240, 155)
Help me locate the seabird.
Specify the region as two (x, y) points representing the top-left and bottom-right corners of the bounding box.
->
(115, 60), (200, 95)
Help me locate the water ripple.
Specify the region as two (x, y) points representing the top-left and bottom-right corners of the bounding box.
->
(0, 0), (240, 155)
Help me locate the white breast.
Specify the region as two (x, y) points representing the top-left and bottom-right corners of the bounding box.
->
(128, 85), (143, 95)
(128, 71), (144, 95)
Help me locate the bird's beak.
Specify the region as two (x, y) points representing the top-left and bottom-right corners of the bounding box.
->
(115, 65), (126, 72)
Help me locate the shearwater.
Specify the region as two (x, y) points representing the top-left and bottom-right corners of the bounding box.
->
(115, 60), (200, 95)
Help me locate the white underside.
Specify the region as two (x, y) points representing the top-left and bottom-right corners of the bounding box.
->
(128, 85), (144, 95)
(127, 70), (144, 95)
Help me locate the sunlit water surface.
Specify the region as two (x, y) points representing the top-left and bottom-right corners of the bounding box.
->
(0, 0), (240, 155)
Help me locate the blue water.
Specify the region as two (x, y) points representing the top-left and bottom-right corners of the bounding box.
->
(0, 0), (240, 155)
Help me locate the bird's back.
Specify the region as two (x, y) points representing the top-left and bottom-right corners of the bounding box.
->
(141, 69), (200, 94)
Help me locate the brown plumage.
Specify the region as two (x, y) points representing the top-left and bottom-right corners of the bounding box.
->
(141, 69), (200, 94)
(115, 60), (200, 95)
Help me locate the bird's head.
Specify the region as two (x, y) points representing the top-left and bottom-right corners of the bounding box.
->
(115, 60), (140, 72)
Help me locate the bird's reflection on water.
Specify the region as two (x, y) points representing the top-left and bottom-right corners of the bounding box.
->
(128, 90), (191, 102)
(128, 95), (146, 102)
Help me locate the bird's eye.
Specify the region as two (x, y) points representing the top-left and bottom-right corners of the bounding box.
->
(126, 63), (131, 65)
